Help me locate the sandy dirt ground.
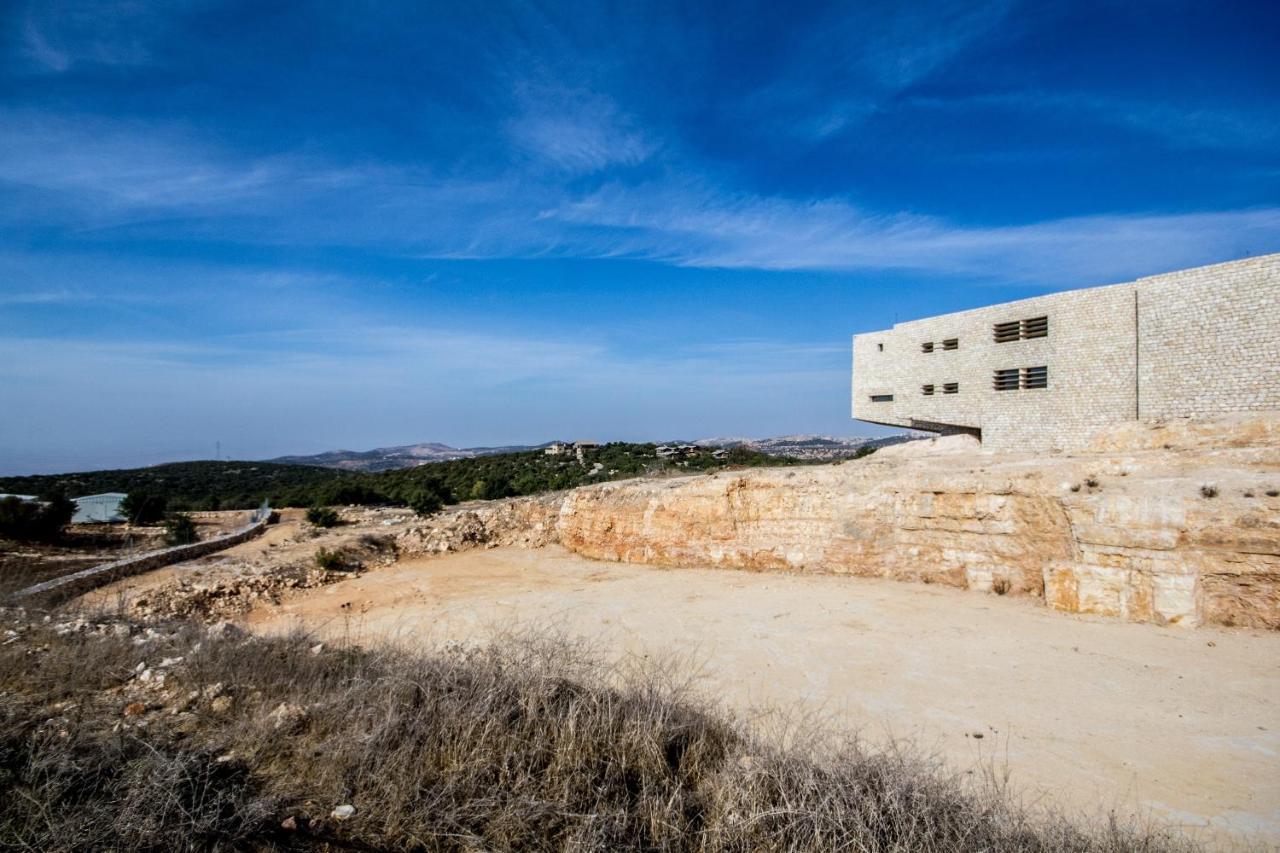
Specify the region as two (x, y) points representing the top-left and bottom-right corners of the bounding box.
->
(239, 544), (1280, 848)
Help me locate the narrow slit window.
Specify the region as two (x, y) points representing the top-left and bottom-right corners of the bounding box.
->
(870, 394), (893, 403)
(922, 384), (935, 396)
(942, 382), (959, 395)
(942, 338), (959, 350)
(993, 368), (1020, 391)
(1022, 366), (1048, 389)
(921, 341), (934, 353)
(877, 343), (884, 351)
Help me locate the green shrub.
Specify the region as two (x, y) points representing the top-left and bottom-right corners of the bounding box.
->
(409, 489), (443, 517)
(163, 513), (199, 546)
(306, 505), (340, 528)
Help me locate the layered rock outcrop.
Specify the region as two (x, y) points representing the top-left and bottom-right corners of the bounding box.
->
(399, 415), (1280, 629)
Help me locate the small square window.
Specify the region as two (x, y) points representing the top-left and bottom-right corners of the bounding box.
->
(942, 383), (959, 395)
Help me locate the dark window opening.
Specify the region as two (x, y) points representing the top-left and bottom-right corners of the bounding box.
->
(942, 338), (959, 350)
(877, 343), (884, 351)
(921, 341), (934, 353)
(993, 368), (1020, 391)
(1023, 365), (1048, 389)
(870, 394), (893, 403)
(942, 383), (959, 395)
(922, 384), (935, 396)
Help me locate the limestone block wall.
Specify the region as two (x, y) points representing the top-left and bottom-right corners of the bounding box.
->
(1137, 256), (1280, 419)
(853, 254), (1280, 452)
(852, 282), (1137, 452)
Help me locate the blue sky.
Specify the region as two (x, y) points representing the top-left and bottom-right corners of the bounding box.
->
(2, 1), (1278, 474)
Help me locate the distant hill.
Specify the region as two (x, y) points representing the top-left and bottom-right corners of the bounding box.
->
(274, 434), (917, 471)
(691, 434), (918, 461)
(270, 442), (547, 472)
(0, 434), (920, 513)
(0, 460), (351, 511)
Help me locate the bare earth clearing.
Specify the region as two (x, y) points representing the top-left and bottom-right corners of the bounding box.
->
(80, 501), (1280, 848)
(232, 542), (1279, 846)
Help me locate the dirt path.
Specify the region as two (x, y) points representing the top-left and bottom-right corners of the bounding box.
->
(247, 545), (1280, 847)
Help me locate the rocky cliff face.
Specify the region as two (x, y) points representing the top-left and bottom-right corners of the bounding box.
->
(400, 415), (1280, 629)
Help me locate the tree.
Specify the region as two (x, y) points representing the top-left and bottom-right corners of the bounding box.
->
(0, 494), (74, 542)
(164, 513), (199, 546)
(122, 491), (167, 524)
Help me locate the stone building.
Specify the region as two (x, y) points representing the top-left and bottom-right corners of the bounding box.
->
(852, 254), (1279, 452)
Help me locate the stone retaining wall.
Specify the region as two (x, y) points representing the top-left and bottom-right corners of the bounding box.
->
(14, 513), (272, 604)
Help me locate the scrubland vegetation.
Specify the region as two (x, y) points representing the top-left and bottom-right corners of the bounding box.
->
(0, 612), (1197, 852)
(0, 444), (800, 515)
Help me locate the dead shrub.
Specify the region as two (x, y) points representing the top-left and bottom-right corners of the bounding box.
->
(992, 576), (1011, 596)
(0, 614), (1203, 852)
(1199, 484), (1219, 499)
(313, 547), (349, 572)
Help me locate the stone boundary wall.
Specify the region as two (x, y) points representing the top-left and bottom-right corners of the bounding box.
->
(14, 512), (272, 604)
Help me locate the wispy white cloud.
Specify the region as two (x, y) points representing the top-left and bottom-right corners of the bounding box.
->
(544, 181), (1280, 283)
(0, 111), (293, 210)
(906, 91), (1280, 152)
(16, 0), (184, 73)
(741, 0), (1015, 141)
(3, 110), (1276, 288)
(507, 86), (657, 173)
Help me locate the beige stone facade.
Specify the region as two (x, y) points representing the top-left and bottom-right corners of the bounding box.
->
(852, 254), (1280, 452)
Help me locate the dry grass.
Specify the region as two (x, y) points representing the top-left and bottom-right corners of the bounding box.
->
(0, 613), (1202, 852)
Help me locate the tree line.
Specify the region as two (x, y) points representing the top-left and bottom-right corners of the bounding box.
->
(0, 444), (804, 536)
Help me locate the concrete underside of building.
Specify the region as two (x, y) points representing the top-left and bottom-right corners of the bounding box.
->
(852, 254), (1280, 452)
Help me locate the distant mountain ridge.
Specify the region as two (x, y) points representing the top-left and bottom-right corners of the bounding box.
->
(269, 442), (551, 473)
(271, 433), (917, 471)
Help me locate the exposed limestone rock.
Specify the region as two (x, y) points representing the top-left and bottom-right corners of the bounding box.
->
(398, 414), (1280, 630)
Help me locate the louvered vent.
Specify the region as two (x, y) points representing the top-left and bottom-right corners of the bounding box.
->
(993, 369), (1019, 391)
(942, 382), (959, 395)
(921, 341), (934, 353)
(922, 384), (935, 396)
(942, 338), (959, 350)
(1023, 316), (1048, 339)
(1023, 366), (1048, 389)
(993, 320), (1021, 343)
